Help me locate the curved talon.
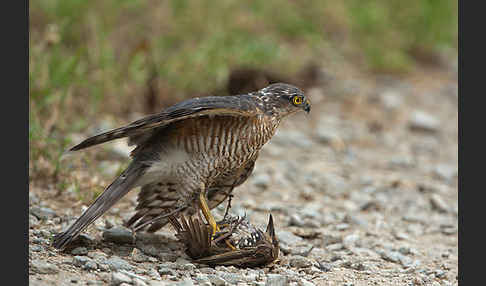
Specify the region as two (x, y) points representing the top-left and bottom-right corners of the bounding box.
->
(199, 192), (236, 250)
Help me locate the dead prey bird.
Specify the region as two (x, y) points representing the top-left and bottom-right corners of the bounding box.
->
(52, 83), (310, 250)
(169, 214), (279, 267)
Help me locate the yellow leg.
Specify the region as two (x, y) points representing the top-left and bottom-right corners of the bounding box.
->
(199, 192), (220, 236)
(198, 192), (236, 251)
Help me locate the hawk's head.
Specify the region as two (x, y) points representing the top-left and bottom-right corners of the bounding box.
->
(255, 83), (311, 117)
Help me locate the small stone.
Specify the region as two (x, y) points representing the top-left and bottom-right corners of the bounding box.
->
(111, 272), (131, 286)
(408, 111), (440, 133)
(220, 272), (244, 284)
(380, 90), (403, 110)
(31, 260), (59, 274)
(30, 207), (57, 220)
(207, 274), (227, 286)
(289, 256), (313, 268)
(379, 250), (412, 267)
(343, 234), (360, 248)
(265, 274), (288, 286)
(29, 192), (40, 205)
(326, 243), (344, 251)
(103, 227), (134, 245)
(105, 256), (133, 271)
(131, 248), (150, 263)
(433, 164), (457, 182)
(84, 260), (98, 270)
(298, 278), (315, 286)
(317, 261), (332, 272)
(176, 280), (194, 286)
(276, 230), (303, 246)
(158, 267), (177, 277)
(30, 245), (43, 252)
(194, 274), (210, 284)
(71, 247), (88, 255)
(335, 223), (349, 231)
(73, 256), (93, 267)
(29, 214), (39, 227)
(430, 194), (449, 213)
(133, 278), (148, 286)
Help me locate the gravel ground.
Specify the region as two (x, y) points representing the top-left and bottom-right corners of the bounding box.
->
(29, 65), (458, 286)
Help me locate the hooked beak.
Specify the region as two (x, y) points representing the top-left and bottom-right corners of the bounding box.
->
(304, 100), (311, 114)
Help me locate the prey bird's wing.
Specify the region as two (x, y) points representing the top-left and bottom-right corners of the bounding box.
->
(69, 95), (258, 152)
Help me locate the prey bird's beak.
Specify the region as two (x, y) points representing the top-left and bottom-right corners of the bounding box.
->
(266, 214), (278, 245)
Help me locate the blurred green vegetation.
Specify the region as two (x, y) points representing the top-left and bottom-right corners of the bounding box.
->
(29, 0), (457, 184)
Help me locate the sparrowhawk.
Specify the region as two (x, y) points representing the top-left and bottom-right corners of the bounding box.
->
(52, 82), (310, 250)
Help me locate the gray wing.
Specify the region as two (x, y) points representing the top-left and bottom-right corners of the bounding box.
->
(68, 95), (259, 152)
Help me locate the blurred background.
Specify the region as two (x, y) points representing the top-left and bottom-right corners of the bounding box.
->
(30, 0), (457, 178)
(29, 1), (458, 284)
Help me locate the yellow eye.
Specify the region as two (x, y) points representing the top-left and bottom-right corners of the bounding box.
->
(293, 96), (303, 105)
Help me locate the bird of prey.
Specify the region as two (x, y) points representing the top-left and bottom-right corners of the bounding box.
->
(169, 214), (279, 267)
(52, 83), (311, 250)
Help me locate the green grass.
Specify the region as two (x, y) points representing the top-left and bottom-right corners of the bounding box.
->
(29, 0), (457, 186)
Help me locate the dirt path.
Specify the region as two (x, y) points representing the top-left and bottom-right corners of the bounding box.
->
(29, 65), (458, 286)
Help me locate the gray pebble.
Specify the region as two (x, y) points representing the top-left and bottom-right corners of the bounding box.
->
(31, 260), (59, 274)
(111, 272), (132, 286)
(298, 278), (315, 286)
(73, 256), (93, 267)
(84, 260), (98, 270)
(220, 272), (244, 284)
(265, 274), (288, 286)
(343, 234), (360, 248)
(335, 223), (350, 231)
(326, 243), (344, 251)
(86, 280), (104, 285)
(288, 244), (314, 256)
(430, 193), (449, 213)
(176, 279), (195, 286)
(158, 267), (177, 277)
(103, 227), (134, 244)
(133, 278), (148, 286)
(29, 214), (39, 227)
(30, 206), (57, 220)
(29, 192), (40, 205)
(131, 248), (150, 263)
(105, 256), (133, 271)
(433, 164), (457, 182)
(71, 247), (88, 255)
(289, 255), (313, 268)
(30, 245), (43, 252)
(408, 110), (440, 133)
(276, 230), (303, 246)
(194, 273), (210, 284)
(380, 89), (403, 110)
(379, 250), (412, 267)
(207, 274), (227, 286)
